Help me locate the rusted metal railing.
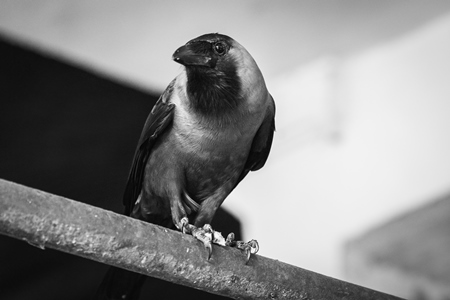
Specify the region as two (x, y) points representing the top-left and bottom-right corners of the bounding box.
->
(0, 179), (404, 300)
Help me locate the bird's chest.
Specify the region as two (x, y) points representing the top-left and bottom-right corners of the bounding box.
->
(171, 115), (254, 194)
(175, 119), (251, 167)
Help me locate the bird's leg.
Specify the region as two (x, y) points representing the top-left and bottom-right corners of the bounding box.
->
(225, 232), (259, 263)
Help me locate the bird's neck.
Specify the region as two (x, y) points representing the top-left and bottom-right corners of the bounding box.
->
(185, 68), (242, 117)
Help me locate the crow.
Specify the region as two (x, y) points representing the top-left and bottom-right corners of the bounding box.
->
(95, 33), (275, 300)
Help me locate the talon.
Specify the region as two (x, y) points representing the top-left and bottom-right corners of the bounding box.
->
(245, 248), (252, 264)
(202, 224), (213, 259)
(249, 239), (259, 254)
(226, 232), (235, 246)
(180, 217), (189, 234)
(203, 224), (213, 234)
(192, 225), (214, 260)
(231, 239), (259, 263)
(206, 241), (212, 260)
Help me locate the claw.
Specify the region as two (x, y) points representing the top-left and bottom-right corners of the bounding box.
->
(191, 224), (214, 260)
(179, 217), (189, 234)
(244, 240), (259, 263)
(232, 239), (259, 263)
(248, 239), (259, 255)
(203, 224), (213, 260)
(245, 248), (252, 263)
(206, 242), (212, 260)
(203, 224), (213, 233)
(225, 232), (235, 246)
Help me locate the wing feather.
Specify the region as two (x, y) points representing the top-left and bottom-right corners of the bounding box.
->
(236, 95), (276, 185)
(123, 81), (176, 215)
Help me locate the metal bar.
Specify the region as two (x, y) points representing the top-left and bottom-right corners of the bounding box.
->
(0, 179), (404, 300)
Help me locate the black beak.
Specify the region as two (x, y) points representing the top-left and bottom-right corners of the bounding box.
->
(172, 42), (216, 68)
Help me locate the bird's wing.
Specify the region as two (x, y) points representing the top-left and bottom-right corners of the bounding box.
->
(236, 95), (276, 185)
(123, 80), (176, 215)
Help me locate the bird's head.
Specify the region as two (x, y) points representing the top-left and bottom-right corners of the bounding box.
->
(172, 33), (235, 70)
(172, 33), (267, 117)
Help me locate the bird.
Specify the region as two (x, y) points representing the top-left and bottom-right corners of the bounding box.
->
(95, 33), (275, 300)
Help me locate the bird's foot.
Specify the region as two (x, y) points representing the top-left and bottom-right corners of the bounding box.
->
(179, 217), (226, 259)
(225, 232), (259, 263)
(179, 217), (259, 262)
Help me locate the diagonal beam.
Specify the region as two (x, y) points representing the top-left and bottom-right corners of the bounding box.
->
(0, 179), (404, 300)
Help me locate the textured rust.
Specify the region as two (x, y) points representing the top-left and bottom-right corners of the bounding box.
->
(0, 179), (404, 300)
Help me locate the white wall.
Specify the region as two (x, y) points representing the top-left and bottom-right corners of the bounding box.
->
(224, 12), (450, 279)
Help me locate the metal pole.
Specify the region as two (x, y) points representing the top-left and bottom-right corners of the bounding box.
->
(0, 179), (404, 300)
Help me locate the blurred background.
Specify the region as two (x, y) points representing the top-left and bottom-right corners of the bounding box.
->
(1, 1), (450, 299)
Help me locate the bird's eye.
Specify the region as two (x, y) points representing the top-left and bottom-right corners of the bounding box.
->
(213, 42), (227, 55)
